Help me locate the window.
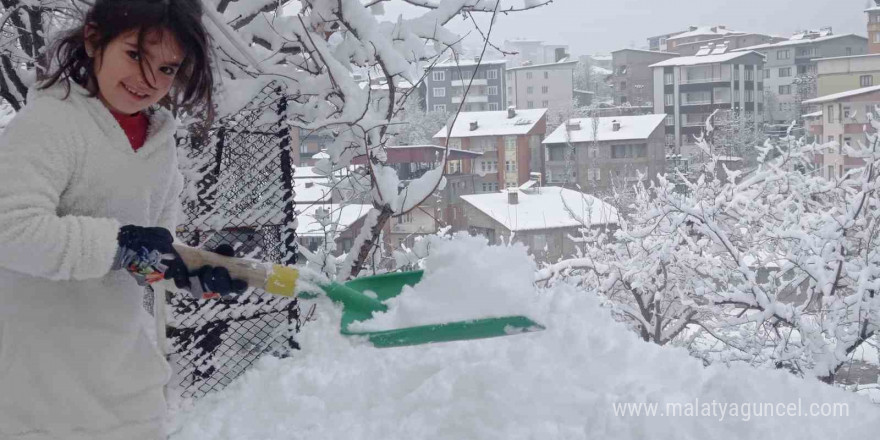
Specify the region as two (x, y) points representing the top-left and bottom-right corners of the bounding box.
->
(664, 72), (674, 85)
(798, 47), (815, 57)
(488, 103), (499, 111)
(861, 75), (874, 87)
(527, 86), (534, 94)
(620, 81), (627, 90)
(777, 50), (790, 60)
(616, 65), (627, 75)
(505, 136), (517, 150)
(844, 106), (851, 119)
(713, 87), (731, 103)
(828, 165), (834, 180)
(611, 144), (647, 159)
(664, 93), (674, 106)
(541, 100), (549, 107)
(433, 104), (446, 112)
(487, 86), (498, 95)
(507, 86), (513, 96)
(487, 69), (498, 80)
(778, 67), (791, 78)
(745, 68), (754, 81)
(875, 33), (880, 44)
(542, 86), (549, 94)
(827, 135), (833, 143)
(745, 89), (754, 103)
(868, 105), (876, 118)
(665, 134), (675, 146)
(526, 72), (533, 79)
(505, 160), (517, 172)
(827, 105), (834, 123)
(764, 69), (771, 79)
(447, 160), (461, 174)
(544, 71), (549, 79)
(548, 145), (566, 161)
(432, 71), (445, 81)
(433, 87), (446, 97)
(527, 101), (534, 108)
(665, 115), (674, 126)
(778, 85), (791, 95)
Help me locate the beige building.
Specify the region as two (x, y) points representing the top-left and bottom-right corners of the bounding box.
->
(816, 54), (880, 96)
(506, 60), (577, 116)
(868, 1), (880, 54)
(802, 85), (880, 179)
(541, 114), (667, 191)
(460, 186), (618, 262)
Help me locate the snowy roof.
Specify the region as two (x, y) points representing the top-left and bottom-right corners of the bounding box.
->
(542, 114), (666, 144)
(460, 186), (618, 232)
(666, 26), (739, 41)
(507, 60), (578, 72)
(802, 84), (880, 104)
(296, 203), (372, 238)
(590, 54), (612, 61)
(735, 34), (865, 51)
(649, 51), (763, 67)
(293, 177), (336, 204)
(814, 53), (880, 62)
(434, 59), (507, 68)
(592, 66), (613, 76)
(610, 48), (679, 56)
(803, 110), (823, 118)
(434, 108), (547, 138)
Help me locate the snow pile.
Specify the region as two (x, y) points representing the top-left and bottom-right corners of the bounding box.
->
(169, 238), (880, 440)
(349, 234), (537, 331)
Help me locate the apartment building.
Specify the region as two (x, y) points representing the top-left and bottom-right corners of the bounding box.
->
(611, 49), (679, 106)
(664, 26), (742, 52)
(541, 114), (667, 191)
(868, 1), (880, 54)
(651, 49), (765, 154)
(816, 54), (880, 96)
(736, 30), (867, 124)
(506, 60), (577, 115)
(502, 39), (570, 67)
(802, 85), (880, 179)
(425, 59), (507, 113)
(433, 108), (548, 192)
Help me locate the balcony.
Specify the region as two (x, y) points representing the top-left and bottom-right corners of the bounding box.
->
(451, 79), (488, 87)
(451, 95), (489, 104)
(681, 100), (712, 106)
(680, 77), (726, 85)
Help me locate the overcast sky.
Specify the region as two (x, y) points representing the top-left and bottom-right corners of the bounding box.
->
(377, 0), (870, 56)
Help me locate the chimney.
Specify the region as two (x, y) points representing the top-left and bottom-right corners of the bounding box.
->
(566, 119), (581, 131)
(612, 120), (621, 132)
(689, 26), (698, 31)
(507, 107), (517, 119)
(305, 181), (314, 188)
(507, 189), (519, 205)
(469, 121), (479, 131)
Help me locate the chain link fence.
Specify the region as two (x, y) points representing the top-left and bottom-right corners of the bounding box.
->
(165, 81), (304, 400)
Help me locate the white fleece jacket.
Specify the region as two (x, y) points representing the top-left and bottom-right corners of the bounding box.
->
(0, 81), (184, 439)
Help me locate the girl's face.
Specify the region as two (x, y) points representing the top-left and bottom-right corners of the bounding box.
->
(86, 27), (184, 115)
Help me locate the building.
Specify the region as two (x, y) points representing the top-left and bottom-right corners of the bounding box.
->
(648, 30), (687, 52)
(611, 49), (679, 106)
(664, 26), (742, 52)
(506, 60), (577, 116)
(671, 33), (786, 57)
(816, 54), (880, 96)
(296, 203), (373, 254)
(541, 114), (667, 190)
(736, 30), (867, 124)
(350, 145), (483, 233)
(802, 85), (880, 179)
(502, 39), (570, 67)
(867, 1), (880, 54)
(651, 49), (765, 154)
(433, 107), (548, 193)
(460, 186), (618, 262)
(425, 59), (507, 113)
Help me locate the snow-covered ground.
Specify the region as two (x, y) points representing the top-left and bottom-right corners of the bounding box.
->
(169, 237), (880, 439)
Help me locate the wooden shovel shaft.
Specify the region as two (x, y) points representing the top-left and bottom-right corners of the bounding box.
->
(172, 244), (299, 297)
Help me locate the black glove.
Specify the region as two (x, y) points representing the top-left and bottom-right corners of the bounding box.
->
(184, 244), (249, 300)
(112, 225), (189, 288)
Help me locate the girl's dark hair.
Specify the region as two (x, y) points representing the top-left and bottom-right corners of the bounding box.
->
(40, 0), (213, 113)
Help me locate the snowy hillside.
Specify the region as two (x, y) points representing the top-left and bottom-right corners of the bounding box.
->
(169, 237), (880, 439)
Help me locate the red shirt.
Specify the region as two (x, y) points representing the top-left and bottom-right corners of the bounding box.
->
(110, 111), (150, 152)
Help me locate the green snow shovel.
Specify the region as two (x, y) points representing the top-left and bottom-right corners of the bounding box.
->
(174, 244), (545, 348)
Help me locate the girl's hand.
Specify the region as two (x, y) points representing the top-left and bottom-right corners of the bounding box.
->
(112, 225), (189, 287)
(182, 244), (249, 300)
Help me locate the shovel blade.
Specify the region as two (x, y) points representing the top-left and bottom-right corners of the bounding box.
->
(331, 271), (545, 348)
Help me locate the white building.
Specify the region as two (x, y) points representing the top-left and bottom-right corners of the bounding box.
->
(506, 60), (577, 116)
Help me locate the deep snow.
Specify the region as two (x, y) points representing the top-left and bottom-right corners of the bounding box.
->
(169, 237), (880, 440)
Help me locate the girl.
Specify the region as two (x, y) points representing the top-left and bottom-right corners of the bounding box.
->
(0, 0), (244, 438)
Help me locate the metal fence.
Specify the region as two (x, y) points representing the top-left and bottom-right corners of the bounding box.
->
(165, 81), (304, 400)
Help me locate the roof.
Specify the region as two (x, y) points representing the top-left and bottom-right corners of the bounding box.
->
(460, 186), (618, 232)
(542, 114), (666, 144)
(803, 110), (823, 118)
(814, 53), (880, 62)
(350, 145), (483, 165)
(649, 51), (763, 67)
(611, 48), (679, 56)
(735, 34), (866, 51)
(802, 84), (880, 104)
(666, 26), (739, 41)
(507, 60), (578, 72)
(297, 203), (372, 238)
(434, 108), (547, 138)
(433, 59), (508, 68)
